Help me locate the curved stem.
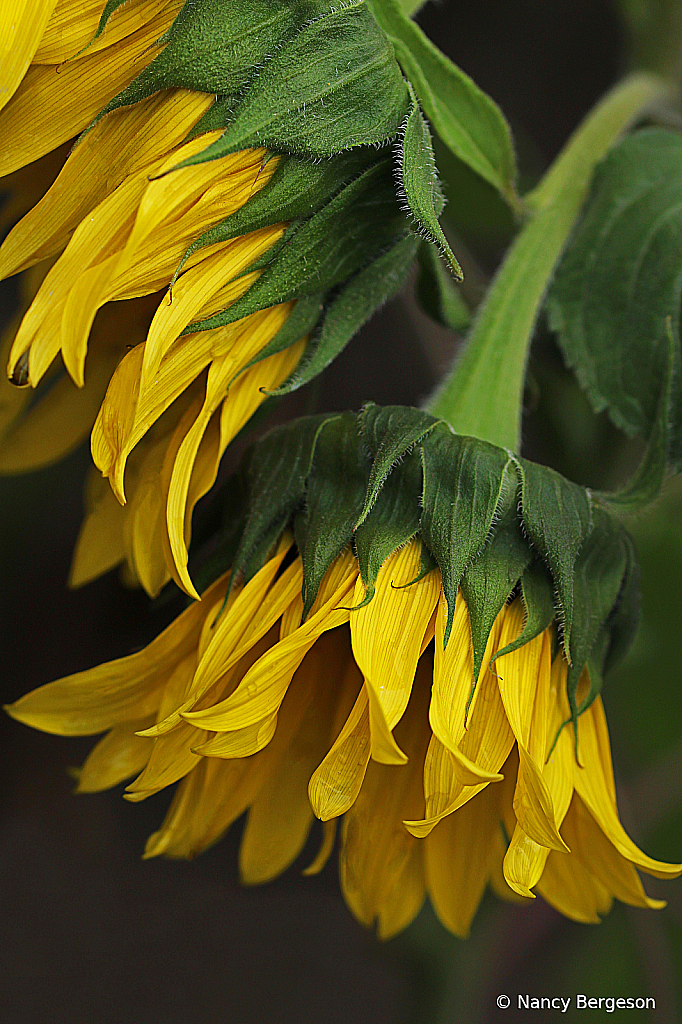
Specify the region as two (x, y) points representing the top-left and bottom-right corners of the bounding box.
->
(426, 72), (669, 452)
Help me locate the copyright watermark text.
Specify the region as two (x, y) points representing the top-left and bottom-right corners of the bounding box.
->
(496, 994), (656, 1013)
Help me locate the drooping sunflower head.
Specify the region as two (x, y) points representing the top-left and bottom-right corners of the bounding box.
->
(8, 406), (679, 938)
(0, 0), (458, 597)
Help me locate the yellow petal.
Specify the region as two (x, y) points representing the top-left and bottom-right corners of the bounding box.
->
(35, 0), (170, 64)
(426, 779), (509, 936)
(182, 555), (357, 732)
(308, 683), (370, 821)
(5, 571), (227, 735)
(75, 716), (155, 793)
(537, 844), (612, 924)
(563, 796), (666, 910)
(69, 471), (128, 587)
(303, 820), (337, 876)
(91, 343), (144, 483)
(0, 0), (58, 116)
(125, 718), (209, 800)
(0, 2), (183, 176)
(350, 540), (440, 765)
(405, 644), (515, 837)
(238, 629), (351, 884)
(502, 654), (575, 895)
(0, 90), (213, 280)
(148, 546), (298, 736)
(496, 605), (567, 853)
(339, 666), (429, 936)
(574, 696), (682, 879)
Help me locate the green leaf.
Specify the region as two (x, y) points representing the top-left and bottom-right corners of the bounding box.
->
(420, 426), (511, 644)
(173, 0), (410, 166)
(272, 232), (419, 396)
(601, 320), (676, 512)
(460, 466), (532, 685)
(491, 559), (557, 664)
(517, 458), (593, 664)
(356, 402), (439, 527)
(548, 128), (682, 470)
(174, 149), (378, 280)
(353, 450), (422, 606)
(416, 241), (470, 331)
(295, 414), (369, 617)
(398, 91), (462, 277)
(90, 0), (311, 124)
(230, 414), (328, 587)
(183, 158), (404, 335)
(366, 0), (517, 204)
(564, 508), (628, 725)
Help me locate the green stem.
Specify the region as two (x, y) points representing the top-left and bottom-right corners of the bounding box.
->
(426, 72), (669, 452)
(400, 0), (427, 16)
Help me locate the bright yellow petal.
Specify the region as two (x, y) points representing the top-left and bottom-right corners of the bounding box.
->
(502, 653), (575, 896)
(146, 545), (298, 736)
(5, 571), (227, 735)
(0, 0), (58, 115)
(182, 552), (358, 732)
(0, 90), (213, 280)
(574, 696), (682, 879)
(35, 0), (169, 64)
(303, 819), (337, 876)
(0, 2), (183, 176)
(308, 664), (367, 821)
(496, 605), (567, 853)
(350, 540), (440, 765)
(75, 716), (155, 793)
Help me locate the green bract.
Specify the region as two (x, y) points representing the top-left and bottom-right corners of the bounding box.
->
(194, 404), (640, 740)
(75, 0), (523, 402)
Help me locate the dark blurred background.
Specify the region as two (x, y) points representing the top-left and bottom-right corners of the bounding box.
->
(1, 1), (681, 1022)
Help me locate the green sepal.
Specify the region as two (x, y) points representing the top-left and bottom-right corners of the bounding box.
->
(353, 449), (422, 607)
(602, 530), (641, 677)
(460, 466), (533, 686)
(356, 402), (439, 527)
(491, 558), (557, 664)
(229, 414), (328, 589)
(398, 90), (462, 278)
(171, 0), (410, 167)
(183, 158), (403, 335)
(564, 507), (628, 729)
(366, 0), (518, 205)
(89, 0), (130, 45)
(227, 292), (324, 387)
(271, 232), (419, 396)
(420, 425), (511, 645)
(295, 414), (368, 618)
(89, 0), (311, 125)
(547, 128), (682, 470)
(416, 240), (470, 331)
(173, 148), (378, 280)
(517, 458), (593, 664)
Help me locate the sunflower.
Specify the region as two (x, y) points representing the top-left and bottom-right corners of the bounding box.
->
(8, 536), (679, 938)
(0, 0), (331, 596)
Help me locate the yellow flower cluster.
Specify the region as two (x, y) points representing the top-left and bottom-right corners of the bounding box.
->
(9, 539), (678, 937)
